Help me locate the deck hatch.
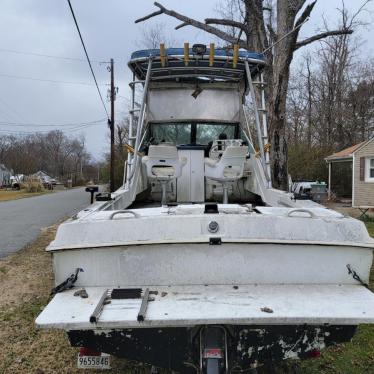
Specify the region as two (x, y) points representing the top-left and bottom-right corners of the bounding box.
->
(111, 288), (142, 299)
(205, 203), (219, 214)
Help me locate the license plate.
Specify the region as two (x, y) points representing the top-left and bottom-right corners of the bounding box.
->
(77, 354), (110, 369)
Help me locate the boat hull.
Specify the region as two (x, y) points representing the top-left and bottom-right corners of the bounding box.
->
(52, 243), (372, 286)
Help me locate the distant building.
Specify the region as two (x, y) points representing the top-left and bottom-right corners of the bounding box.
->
(32, 170), (57, 188)
(33, 170), (52, 183)
(0, 164), (12, 187)
(325, 138), (374, 208)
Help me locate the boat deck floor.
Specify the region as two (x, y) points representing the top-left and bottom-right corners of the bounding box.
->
(128, 200), (232, 210)
(128, 199), (163, 209)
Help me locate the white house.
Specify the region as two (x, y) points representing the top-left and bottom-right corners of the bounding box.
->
(0, 164), (12, 187)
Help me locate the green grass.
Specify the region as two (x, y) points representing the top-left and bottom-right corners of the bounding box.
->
(365, 222), (374, 237)
(291, 325), (374, 373)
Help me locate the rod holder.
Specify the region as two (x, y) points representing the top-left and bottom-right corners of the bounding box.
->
(160, 43), (166, 67)
(184, 42), (189, 66)
(233, 44), (239, 68)
(209, 43), (215, 67)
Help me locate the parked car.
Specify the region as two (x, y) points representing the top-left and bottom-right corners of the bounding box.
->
(292, 181), (328, 202)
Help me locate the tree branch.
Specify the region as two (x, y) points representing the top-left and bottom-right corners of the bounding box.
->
(134, 9), (163, 23)
(293, 0), (308, 15)
(286, 0), (316, 51)
(135, 2), (247, 48)
(267, 23), (277, 42)
(294, 1), (317, 29)
(205, 18), (246, 30)
(175, 22), (188, 30)
(295, 29), (354, 50)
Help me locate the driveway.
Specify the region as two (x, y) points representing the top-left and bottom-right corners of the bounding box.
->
(0, 187), (94, 258)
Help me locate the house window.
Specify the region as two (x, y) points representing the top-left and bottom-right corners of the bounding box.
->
(365, 157), (374, 182)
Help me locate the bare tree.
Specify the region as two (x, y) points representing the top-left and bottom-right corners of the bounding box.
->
(286, 24), (374, 183)
(70, 136), (90, 183)
(135, 0), (368, 189)
(0, 131), (93, 183)
(116, 117), (129, 161)
(138, 22), (179, 49)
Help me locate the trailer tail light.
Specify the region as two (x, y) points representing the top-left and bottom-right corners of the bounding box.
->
(203, 348), (224, 359)
(79, 347), (101, 357)
(307, 349), (321, 358)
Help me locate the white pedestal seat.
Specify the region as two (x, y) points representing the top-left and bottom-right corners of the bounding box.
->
(142, 145), (186, 205)
(204, 146), (247, 203)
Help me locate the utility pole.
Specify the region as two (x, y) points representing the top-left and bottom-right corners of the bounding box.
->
(109, 58), (115, 192)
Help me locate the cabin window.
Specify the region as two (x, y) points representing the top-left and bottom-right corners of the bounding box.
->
(150, 122), (238, 146)
(152, 124), (192, 145)
(196, 124), (237, 145)
(365, 157), (374, 182)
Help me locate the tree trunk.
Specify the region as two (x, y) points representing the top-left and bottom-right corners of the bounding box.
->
(268, 75), (289, 190)
(266, 0), (298, 189)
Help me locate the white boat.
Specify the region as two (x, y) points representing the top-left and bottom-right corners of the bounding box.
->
(36, 44), (374, 373)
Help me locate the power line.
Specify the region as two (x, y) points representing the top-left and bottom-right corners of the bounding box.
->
(0, 122), (103, 134)
(66, 0), (109, 119)
(0, 47), (101, 63)
(0, 73), (100, 86)
(68, 123), (102, 131)
(0, 118), (106, 127)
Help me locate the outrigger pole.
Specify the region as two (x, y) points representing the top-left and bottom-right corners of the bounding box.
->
(127, 57), (153, 200)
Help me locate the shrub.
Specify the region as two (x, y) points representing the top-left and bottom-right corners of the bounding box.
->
(21, 177), (44, 193)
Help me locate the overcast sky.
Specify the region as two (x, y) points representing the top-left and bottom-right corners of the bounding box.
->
(0, 0), (373, 159)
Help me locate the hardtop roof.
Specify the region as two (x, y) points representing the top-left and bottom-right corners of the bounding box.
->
(128, 47), (266, 84)
(130, 48), (265, 61)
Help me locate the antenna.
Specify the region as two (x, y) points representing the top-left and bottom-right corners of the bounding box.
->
(262, 17), (310, 54)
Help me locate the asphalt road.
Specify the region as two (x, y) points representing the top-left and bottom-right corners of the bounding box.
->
(0, 188), (92, 258)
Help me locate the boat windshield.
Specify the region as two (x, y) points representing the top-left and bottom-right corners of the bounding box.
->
(150, 122), (238, 146)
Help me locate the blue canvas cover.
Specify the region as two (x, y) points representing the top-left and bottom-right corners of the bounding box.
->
(130, 48), (264, 62)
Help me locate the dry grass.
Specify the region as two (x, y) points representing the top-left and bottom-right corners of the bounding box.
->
(0, 225), (150, 374)
(0, 190), (51, 202)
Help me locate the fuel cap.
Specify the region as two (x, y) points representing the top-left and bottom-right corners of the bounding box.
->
(208, 221), (219, 233)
